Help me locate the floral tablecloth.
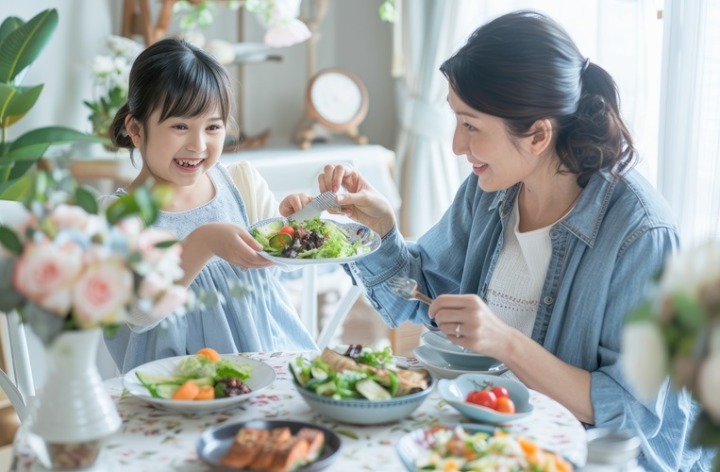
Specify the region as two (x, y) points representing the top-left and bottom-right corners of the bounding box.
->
(13, 351), (587, 471)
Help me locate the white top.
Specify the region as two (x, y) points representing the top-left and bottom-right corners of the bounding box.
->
(486, 197), (553, 337)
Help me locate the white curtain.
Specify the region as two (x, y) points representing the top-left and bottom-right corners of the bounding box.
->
(657, 0), (720, 245)
(393, 0), (660, 239)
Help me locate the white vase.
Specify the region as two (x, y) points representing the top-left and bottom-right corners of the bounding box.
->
(26, 328), (121, 470)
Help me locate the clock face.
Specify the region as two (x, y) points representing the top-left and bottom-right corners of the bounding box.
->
(310, 72), (363, 124)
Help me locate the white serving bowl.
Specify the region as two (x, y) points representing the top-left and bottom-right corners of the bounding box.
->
(292, 376), (434, 425)
(438, 373), (533, 424)
(422, 331), (499, 370)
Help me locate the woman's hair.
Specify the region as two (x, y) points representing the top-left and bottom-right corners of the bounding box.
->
(440, 10), (636, 187)
(110, 38), (234, 153)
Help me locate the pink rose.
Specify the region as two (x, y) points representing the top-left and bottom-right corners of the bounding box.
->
(13, 240), (84, 315)
(136, 228), (180, 264)
(72, 258), (133, 328)
(49, 204), (90, 231)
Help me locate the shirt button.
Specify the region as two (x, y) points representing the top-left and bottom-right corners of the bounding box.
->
(543, 296), (554, 305)
(550, 229), (559, 238)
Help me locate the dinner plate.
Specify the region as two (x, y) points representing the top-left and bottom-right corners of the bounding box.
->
(437, 373), (533, 424)
(248, 217), (381, 266)
(413, 345), (507, 379)
(123, 354), (275, 413)
(421, 331), (499, 369)
(196, 419), (342, 471)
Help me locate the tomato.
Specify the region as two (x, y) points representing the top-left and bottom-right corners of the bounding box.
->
(278, 225), (295, 237)
(466, 389), (497, 409)
(491, 386), (510, 399)
(496, 396), (516, 414)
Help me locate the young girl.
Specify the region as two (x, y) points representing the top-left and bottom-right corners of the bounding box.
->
(105, 38), (316, 373)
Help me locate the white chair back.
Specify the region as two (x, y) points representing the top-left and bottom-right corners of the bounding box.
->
(0, 201), (33, 422)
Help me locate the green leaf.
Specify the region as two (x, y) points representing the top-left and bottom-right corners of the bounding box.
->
(0, 17), (24, 48)
(0, 83), (43, 123)
(671, 292), (707, 331)
(154, 240), (179, 249)
(0, 171), (33, 201)
(105, 193), (140, 225)
(625, 300), (654, 324)
(0, 225), (23, 255)
(74, 185), (98, 215)
(7, 127), (92, 157)
(0, 8), (58, 84)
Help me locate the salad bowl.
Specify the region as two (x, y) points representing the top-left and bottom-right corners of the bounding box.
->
(248, 217), (380, 265)
(437, 373), (533, 424)
(290, 347), (434, 425)
(123, 354), (275, 413)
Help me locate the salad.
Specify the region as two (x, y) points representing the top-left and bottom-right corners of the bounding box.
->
(135, 348), (253, 401)
(290, 345), (430, 401)
(251, 217), (371, 259)
(414, 425), (573, 472)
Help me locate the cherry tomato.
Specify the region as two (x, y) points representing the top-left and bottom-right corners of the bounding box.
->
(496, 396), (516, 414)
(278, 225), (295, 237)
(491, 386), (510, 399)
(466, 389), (497, 409)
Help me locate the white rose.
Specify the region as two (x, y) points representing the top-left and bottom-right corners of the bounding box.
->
(697, 352), (720, 422)
(621, 321), (668, 401)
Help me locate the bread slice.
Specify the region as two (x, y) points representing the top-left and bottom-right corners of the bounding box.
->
(221, 428), (270, 468)
(249, 427), (292, 470)
(268, 436), (310, 472)
(296, 428), (325, 461)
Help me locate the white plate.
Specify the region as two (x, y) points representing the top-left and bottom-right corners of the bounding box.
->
(248, 217), (380, 266)
(421, 331), (499, 369)
(413, 345), (507, 379)
(123, 354), (276, 413)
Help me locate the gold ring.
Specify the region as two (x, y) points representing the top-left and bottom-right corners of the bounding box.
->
(455, 323), (461, 338)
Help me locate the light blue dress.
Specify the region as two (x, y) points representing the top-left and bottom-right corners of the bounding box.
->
(104, 165), (317, 373)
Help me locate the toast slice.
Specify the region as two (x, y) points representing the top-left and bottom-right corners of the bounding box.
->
(249, 427), (292, 470)
(296, 428), (325, 461)
(268, 437), (310, 472)
(221, 428), (270, 468)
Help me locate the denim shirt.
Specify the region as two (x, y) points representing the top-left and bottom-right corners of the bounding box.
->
(350, 169), (712, 471)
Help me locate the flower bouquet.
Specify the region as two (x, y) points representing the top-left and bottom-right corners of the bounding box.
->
(83, 36), (144, 151)
(0, 172), (191, 469)
(621, 241), (720, 467)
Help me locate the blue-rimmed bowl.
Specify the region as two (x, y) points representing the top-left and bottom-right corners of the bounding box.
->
(292, 376), (434, 425)
(438, 373), (533, 424)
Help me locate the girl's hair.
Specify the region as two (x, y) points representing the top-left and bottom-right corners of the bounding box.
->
(110, 38), (234, 152)
(440, 10), (636, 187)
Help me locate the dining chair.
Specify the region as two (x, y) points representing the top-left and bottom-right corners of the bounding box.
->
(0, 200), (34, 422)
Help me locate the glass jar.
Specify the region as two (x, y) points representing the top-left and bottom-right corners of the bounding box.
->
(581, 428), (643, 471)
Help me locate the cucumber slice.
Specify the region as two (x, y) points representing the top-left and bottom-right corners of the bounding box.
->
(310, 366), (328, 381)
(255, 220), (284, 238)
(155, 384), (179, 399)
(136, 372), (186, 386)
(356, 379), (391, 401)
(314, 381), (337, 396)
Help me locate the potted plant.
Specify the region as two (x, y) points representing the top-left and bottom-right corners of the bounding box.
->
(0, 8), (96, 200)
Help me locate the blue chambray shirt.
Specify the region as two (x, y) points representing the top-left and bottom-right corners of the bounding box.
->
(349, 168), (713, 471)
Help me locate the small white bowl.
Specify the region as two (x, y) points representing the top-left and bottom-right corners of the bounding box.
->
(421, 331), (499, 370)
(292, 376), (434, 425)
(438, 373), (533, 424)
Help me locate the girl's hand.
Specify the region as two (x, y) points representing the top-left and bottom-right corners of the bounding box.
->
(429, 294), (514, 360)
(318, 164), (396, 237)
(279, 193), (313, 218)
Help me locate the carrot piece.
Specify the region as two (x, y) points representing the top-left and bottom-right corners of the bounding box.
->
(554, 453), (573, 472)
(195, 347), (221, 362)
(518, 437), (540, 457)
(172, 381), (200, 400)
(194, 385), (215, 401)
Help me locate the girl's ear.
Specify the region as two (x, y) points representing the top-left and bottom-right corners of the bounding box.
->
(528, 118), (554, 156)
(125, 115), (143, 147)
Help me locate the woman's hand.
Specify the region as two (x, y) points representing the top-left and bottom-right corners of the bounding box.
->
(318, 164), (396, 237)
(179, 223), (274, 285)
(429, 294), (513, 359)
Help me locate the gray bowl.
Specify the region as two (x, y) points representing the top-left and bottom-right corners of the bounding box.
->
(421, 331), (499, 370)
(292, 377), (434, 425)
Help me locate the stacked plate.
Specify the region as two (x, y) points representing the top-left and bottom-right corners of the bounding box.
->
(413, 331), (507, 379)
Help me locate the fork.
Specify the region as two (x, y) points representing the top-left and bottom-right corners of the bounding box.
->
(388, 276), (434, 305)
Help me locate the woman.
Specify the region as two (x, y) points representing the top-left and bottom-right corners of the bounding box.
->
(281, 10), (711, 471)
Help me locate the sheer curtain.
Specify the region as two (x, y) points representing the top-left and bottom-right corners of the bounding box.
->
(393, 0), (660, 239)
(657, 0), (720, 245)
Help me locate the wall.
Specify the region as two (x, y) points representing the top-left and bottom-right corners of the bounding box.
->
(3, 1), (397, 151)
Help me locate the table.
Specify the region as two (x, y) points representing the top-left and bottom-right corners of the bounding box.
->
(12, 351), (587, 471)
